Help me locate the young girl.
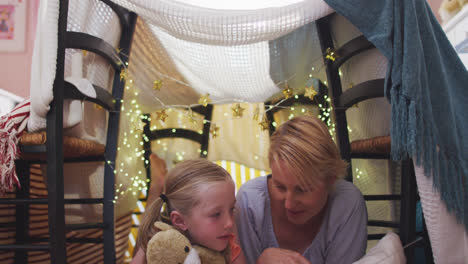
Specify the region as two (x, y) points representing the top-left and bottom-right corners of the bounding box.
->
(131, 157), (245, 264)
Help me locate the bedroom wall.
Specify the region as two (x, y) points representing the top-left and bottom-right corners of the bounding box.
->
(428, 0), (444, 22)
(0, 1), (39, 99)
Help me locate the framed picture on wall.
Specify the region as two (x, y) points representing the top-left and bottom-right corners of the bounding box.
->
(0, 0), (26, 52)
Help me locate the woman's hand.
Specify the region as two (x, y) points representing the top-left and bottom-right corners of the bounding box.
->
(256, 248), (311, 264)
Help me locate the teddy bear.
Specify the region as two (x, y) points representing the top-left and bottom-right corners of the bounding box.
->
(439, 0), (468, 24)
(146, 221), (228, 264)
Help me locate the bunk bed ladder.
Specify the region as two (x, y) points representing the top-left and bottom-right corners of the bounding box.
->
(0, 1), (137, 263)
(47, 0), (68, 261)
(316, 14), (434, 263)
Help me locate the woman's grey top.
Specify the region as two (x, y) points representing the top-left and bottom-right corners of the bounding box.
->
(235, 176), (367, 264)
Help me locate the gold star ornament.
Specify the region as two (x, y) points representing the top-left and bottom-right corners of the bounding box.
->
(120, 69), (128, 82)
(153, 80), (163, 91)
(231, 103), (245, 118)
(154, 109), (168, 122)
(282, 83), (293, 99)
(325, 47), (338, 61)
(198, 94), (212, 107)
(259, 117), (270, 131)
(304, 85), (318, 100)
(133, 120), (145, 132)
(210, 124), (220, 138)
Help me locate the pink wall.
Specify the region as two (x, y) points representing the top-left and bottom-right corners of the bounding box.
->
(0, 0), (446, 99)
(0, 1), (39, 99)
(428, 0), (444, 22)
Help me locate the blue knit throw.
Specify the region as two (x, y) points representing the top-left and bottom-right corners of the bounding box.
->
(324, 0), (468, 231)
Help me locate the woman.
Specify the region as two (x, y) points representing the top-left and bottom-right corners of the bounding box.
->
(235, 115), (368, 263)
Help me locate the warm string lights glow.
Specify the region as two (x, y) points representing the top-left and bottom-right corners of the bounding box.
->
(355, 167), (366, 179)
(78, 49), (149, 203)
(105, 46), (344, 202)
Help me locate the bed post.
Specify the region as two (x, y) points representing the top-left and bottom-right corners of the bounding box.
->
(103, 9), (137, 263)
(47, 0), (69, 262)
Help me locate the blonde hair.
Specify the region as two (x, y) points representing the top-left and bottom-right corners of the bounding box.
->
(135, 159), (232, 253)
(269, 115), (348, 190)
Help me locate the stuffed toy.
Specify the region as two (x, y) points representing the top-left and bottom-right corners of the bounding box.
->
(146, 221), (228, 264)
(439, 0), (468, 23)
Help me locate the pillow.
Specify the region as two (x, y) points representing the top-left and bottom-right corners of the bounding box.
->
(353, 232), (406, 264)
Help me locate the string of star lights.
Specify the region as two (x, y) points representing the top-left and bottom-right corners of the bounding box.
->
(78, 49), (147, 202)
(105, 46), (344, 202)
(106, 52), (150, 202)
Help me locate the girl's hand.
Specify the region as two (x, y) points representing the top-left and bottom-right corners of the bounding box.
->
(256, 248), (311, 264)
(130, 248), (146, 264)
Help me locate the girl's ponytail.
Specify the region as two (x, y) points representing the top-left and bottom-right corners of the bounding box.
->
(134, 158), (233, 255)
(134, 197), (165, 253)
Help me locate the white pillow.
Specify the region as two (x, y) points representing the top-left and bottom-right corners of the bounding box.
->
(353, 232), (406, 264)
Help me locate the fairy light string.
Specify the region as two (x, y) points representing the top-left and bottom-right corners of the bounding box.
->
(105, 46), (346, 203)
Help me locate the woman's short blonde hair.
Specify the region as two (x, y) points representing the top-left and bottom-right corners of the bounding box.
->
(269, 115), (348, 190)
(136, 159), (232, 252)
